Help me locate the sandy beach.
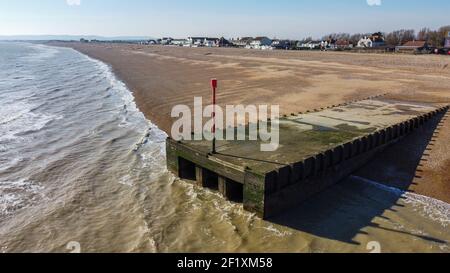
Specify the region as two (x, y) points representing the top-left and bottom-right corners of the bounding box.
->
(51, 42), (450, 203)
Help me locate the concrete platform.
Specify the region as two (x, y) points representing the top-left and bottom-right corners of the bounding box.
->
(166, 98), (449, 219)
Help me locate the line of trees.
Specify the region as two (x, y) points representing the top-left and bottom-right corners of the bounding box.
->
(305, 25), (450, 47)
(383, 27), (450, 47)
(416, 26), (450, 47)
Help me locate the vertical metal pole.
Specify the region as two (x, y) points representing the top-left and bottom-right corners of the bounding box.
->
(211, 79), (217, 154)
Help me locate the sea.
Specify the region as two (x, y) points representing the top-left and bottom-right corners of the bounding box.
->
(0, 42), (448, 253)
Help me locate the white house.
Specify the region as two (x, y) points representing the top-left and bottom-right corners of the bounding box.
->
(187, 37), (207, 47)
(299, 41), (321, 49)
(357, 37), (373, 48)
(186, 37), (220, 47)
(171, 39), (188, 46)
(231, 37), (253, 47)
(232, 37), (251, 47)
(320, 40), (329, 49)
(203, 38), (219, 47)
(249, 37), (273, 49)
(161, 37), (173, 45)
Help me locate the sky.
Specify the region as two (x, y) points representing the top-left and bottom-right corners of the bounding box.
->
(0, 0), (449, 39)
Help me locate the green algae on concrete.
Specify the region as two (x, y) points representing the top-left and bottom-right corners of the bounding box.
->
(166, 98), (449, 219)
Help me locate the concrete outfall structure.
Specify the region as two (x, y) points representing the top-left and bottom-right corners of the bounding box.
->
(166, 98), (449, 219)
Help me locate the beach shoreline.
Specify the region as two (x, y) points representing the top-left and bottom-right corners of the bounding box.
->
(49, 42), (450, 204)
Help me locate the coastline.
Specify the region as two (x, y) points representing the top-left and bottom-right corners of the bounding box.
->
(50, 42), (450, 134)
(48, 42), (450, 204)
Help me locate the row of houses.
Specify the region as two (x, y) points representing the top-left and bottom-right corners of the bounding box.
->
(149, 37), (233, 47)
(229, 35), (380, 50)
(149, 36), (350, 50)
(143, 31), (449, 54)
(149, 33), (388, 51)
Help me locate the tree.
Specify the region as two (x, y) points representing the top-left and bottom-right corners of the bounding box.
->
(350, 33), (363, 45)
(413, 26), (450, 47)
(428, 31), (441, 47)
(424, 26), (450, 47)
(438, 25), (450, 47)
(385, 29), (415, 46)
(417, 28), (431, 41)
(438, 26), (450, 37)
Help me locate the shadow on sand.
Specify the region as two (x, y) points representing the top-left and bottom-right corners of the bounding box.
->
(269, 111), (448, 246)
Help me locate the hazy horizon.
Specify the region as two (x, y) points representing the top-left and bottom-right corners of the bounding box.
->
(1, 0), (449, 40)
(0, 35), (153, 41)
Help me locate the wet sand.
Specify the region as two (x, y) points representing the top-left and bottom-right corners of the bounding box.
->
(50, 42), (450, 204)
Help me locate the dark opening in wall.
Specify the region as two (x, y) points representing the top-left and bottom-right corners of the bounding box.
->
(179, 157), (196, 181)
(225, 180), (244, 203)
(203, 169), (219, 191)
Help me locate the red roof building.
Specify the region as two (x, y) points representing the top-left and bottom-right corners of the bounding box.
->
(395, 40), (430, 53)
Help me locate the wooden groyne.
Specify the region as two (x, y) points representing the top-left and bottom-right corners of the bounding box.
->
(166, 98), (449, 219)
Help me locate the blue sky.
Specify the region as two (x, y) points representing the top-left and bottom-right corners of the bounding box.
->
(0, 0), (449, 39)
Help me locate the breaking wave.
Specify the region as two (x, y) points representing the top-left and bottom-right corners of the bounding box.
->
(351, 176), (450, 228)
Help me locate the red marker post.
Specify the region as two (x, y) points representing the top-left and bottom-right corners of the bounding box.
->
(211, 79), (218, 154)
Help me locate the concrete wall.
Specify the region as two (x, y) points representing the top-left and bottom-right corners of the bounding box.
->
(167, 105), (449, 219)
(261, 106), (449, 219)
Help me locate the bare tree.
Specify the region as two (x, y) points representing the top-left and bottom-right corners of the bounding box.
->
(385, 29), (415, 46)
(438, 26), (450, 47)
(428, 31), (441, 47)
(424, 26), (450, 47)
(417, 28), (431, 41)
(438, 26), (450, 37)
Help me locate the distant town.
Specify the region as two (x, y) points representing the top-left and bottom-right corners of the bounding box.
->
(77, 26), (450, 55)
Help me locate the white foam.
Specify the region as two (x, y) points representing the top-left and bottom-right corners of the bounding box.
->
(0, 81), (63, 144)
(23, 44), (59, 61)
(0, 179), (44, 216)
(351, 176), (450, 227)
(261, 224), (293, 238)
(0, 108), (62, 143)
(0, 156), (24, 173)
(0, 105), (31, 125)
(79, 52), (145, 121)
(60, 48), (171, 190)
(73, 47), (168, 137)
(0, 193), (21, 214)
(118, 174), (134, 187)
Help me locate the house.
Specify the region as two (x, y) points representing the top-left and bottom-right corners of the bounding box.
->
(370, 32), (386, 47)
(249, 37), (273, 49)
(357, 37), (373, 48)
(298, 41), (321, 50)
(187, 37), (207, 47)
(357, 32), (386, 48)
(395, 41), (430, 53)
(335, 40), (353, 49)
(203, 38), (220, 47)
(445, 31), (450, 48)
(322, 37), (337, 50)
(271, 40), (291, 50)
(217, 37), (233, 47)
(230, 37), (253, 47)
(171, 39), (188, 46)
(161, 37), (173, 45)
